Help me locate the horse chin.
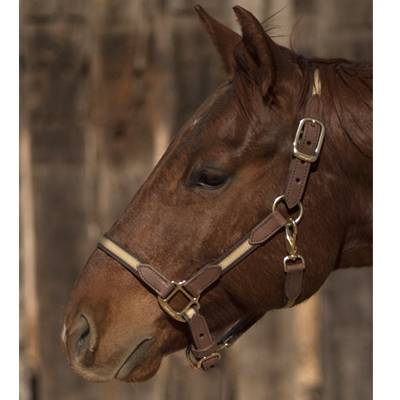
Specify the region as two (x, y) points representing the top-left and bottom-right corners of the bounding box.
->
(115, 338), (163, 382)
(117, 356), (162, 382)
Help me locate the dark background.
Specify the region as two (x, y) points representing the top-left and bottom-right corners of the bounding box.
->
(20, 1), (372, 399)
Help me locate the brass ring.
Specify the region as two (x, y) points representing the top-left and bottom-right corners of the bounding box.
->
(185, 346), (222, 369)
(272, 195), (303, 224)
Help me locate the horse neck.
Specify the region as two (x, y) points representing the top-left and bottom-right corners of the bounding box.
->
(312, 60), (372, 269)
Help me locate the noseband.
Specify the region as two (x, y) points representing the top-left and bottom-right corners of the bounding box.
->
(97, 75), (325, 370)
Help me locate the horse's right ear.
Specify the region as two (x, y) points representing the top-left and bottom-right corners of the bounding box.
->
(194, 5), (241, 76)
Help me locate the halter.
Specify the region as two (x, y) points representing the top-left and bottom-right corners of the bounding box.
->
(97, 73), (325, 371)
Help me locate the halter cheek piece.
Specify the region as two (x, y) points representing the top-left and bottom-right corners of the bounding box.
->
(97, 83), (325, 371)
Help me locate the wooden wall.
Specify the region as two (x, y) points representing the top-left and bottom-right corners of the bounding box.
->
(20, 1), (372, 399)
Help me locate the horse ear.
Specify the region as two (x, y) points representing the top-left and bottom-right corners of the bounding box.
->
(232, 6), (278, 98)
(194, 5), (241, 76)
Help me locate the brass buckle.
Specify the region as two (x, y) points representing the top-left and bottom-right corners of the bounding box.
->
(185, 346), (221, 370)
(293, 118), (325, 163)
(157, 281), (199, 323)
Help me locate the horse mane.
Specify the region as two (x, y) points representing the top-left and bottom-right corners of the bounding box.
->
(298, 56), (372, 159)
(316, 59), (372, 159)
(260, 7), (372, 159)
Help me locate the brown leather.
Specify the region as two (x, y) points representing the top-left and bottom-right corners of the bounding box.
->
(187, 311), (220, 369)
(188, 312), (214, 351)
(190, 339), (218, 359)
(249, 210), (287, 245)
(200, 355), (220, 370)
(184, 265), (222, 297)
(137, 264), (174, 298)
(284, 259), (305, 307)
(216, 210), (287, 275)
(284, 123), (321, 208)
(284, 97), (323, 209)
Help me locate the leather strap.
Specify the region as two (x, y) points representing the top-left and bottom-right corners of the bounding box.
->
(218, 209), (287, 274)
(184, 309), (220, 370)
(188, 312), (216, 350)
(184, 265), (222, 297)
(98, 237), (176, 298)
(216, 315), (259, 347)
(249, 210), (287, 245)
(284, 258), (305, 307)
(137, 264), (174, 298)
(284, 97), (324, 209)
(98, 236), (141, 275)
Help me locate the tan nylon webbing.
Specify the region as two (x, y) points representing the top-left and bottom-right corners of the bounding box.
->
(219, 240), (253, 270)
(99, 235), (254, 273)
(98, 236), (141, 271)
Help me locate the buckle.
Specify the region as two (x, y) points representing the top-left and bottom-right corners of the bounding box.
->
(293, 118), (325, 163)
(185, 346), (221, 370)
(157, 281), (199, 322)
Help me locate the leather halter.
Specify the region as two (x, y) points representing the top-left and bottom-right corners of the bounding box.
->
(97, 74), (325, 371)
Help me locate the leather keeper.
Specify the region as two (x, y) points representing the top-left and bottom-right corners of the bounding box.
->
(137, 264), (174, 298)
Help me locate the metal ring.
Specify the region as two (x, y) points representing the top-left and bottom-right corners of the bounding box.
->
(157, 281), (200, 323)
(272, 195), (303, 224)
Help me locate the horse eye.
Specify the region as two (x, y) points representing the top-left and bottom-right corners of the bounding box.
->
(191, 168), (229, 190)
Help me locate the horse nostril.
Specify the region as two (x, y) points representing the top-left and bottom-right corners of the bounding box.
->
(76, 317), (90, 353)
(66, 314), (96, 367)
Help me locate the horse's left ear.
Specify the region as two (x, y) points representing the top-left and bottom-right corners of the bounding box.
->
(233, 6), (281, 98)
(194, 5), (241, 76)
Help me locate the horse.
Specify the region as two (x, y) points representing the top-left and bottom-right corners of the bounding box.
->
(62, 5), (372, 382)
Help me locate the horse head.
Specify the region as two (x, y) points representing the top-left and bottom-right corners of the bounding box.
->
(63, 5), (372, 382)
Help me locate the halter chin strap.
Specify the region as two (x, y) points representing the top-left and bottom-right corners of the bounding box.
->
(97, 74), (325, 370)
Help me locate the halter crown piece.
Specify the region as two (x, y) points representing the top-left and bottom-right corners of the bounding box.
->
(98, 70), (325, 370)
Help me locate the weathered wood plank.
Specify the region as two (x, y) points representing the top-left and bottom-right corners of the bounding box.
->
(320, 269), (372, 400)
(21, 1), (101, 399)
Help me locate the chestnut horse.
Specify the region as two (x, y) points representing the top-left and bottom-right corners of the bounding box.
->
(63, 5), (372, 382)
